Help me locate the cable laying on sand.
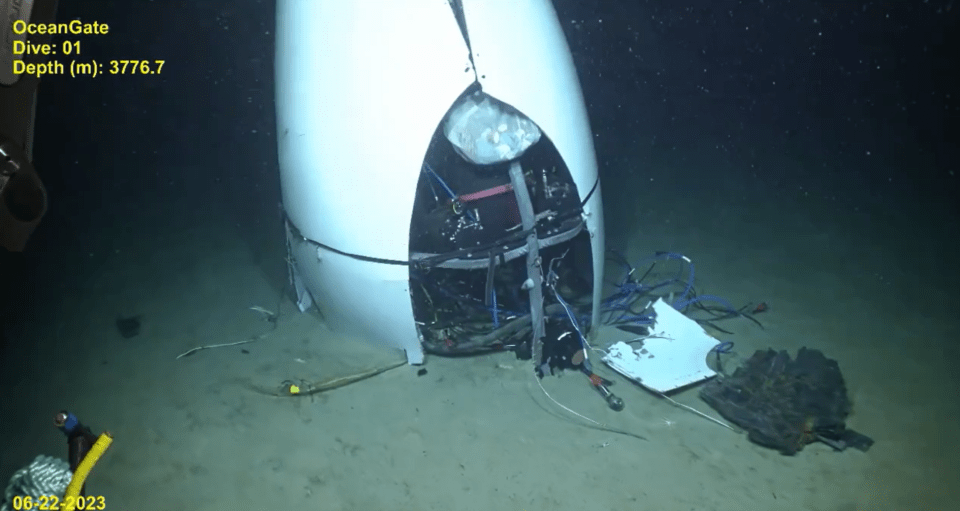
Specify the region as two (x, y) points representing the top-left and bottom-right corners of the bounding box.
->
(247, 360), (407, 397)
(175, 306), (277, 359)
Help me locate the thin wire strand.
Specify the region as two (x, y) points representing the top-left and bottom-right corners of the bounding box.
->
(659, 392), (738, 431)
(534, 371), (604, 427)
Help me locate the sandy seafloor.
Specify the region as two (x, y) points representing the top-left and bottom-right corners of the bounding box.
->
(1, 154), (958, 511)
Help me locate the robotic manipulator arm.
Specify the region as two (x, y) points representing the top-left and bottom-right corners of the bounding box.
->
(1, 0), (59, 253)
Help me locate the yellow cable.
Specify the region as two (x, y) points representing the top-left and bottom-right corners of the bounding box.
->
(62, 432), (113, 511)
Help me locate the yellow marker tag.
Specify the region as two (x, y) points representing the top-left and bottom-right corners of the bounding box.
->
(289, 384), (300, 394)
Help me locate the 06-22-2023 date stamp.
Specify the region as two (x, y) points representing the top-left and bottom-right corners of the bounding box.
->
(8, 18), (165, 79)
(8, 494), (106, 510)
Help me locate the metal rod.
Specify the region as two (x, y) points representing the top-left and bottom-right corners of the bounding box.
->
(509, 161), (545, 366)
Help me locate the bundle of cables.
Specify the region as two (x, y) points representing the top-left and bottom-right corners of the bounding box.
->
(414, 249), (765, 357)
(600, 250), (765, 336)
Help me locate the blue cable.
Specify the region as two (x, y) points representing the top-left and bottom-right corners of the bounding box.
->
(711, 341), (734, 354)
(678, 260), (695, 304)
(422, 162), (478, 222)
(671, 294), (737, 313)
(640, 252), (693, 306)
(419, 249), (744, 344)
(422, 162), (457, 199)
(631, 251), (685, 273)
